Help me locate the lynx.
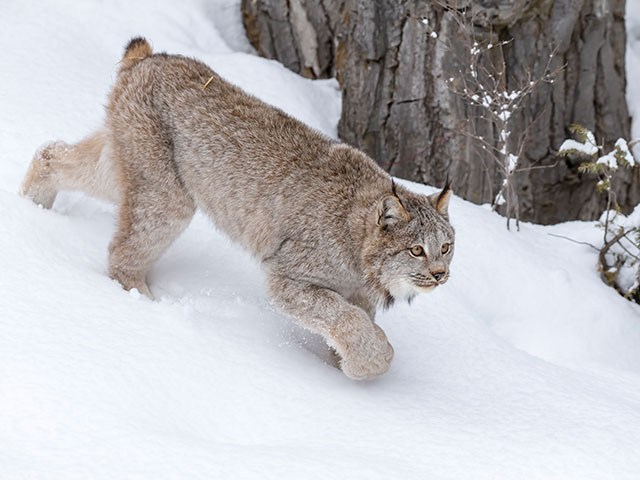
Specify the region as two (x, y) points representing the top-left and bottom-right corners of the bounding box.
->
(22, 38), (455, 380)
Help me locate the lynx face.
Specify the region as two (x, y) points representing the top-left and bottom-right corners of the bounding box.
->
(363, 185), (455, 305)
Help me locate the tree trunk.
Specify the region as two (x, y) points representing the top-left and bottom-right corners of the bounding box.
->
(241, 0), (639, 224)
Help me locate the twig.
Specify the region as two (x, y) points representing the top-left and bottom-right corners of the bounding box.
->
(619, 234), (640, 262)
(114, 56), (145, 68)
(202, 75), (214, 90)
(547, 233), (599, 251)
(598, 229), (630, 291)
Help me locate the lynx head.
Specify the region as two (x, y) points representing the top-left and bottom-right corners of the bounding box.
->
(362, 181), (455, 307)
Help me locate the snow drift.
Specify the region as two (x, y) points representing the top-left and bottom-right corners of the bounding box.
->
(1, 1), (640, 478)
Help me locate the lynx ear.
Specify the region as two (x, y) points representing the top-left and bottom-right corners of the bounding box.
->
(428, 183), (452, 220)
(377, 194), (410, 227)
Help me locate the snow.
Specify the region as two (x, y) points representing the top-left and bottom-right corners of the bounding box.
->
(497, 110), (511, 121)
(560, 132), (636, 171)
(1, 0), (640, 479)
(597, 152), (618, 169)
(616, 138), (636, 166)
(558, 138), (599, 156)
(503, 90), (520, 100)
(594, 138), (638, 170)
(507, 153), (518, 173)
(599, 205), (640, 293)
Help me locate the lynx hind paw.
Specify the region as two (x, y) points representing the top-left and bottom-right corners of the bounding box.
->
(21, 141), (65, 208)
(109, 266), (154, 300)
(338, 325), (394, 380)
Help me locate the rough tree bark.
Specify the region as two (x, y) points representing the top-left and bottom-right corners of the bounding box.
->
(241, 0), (640, 224)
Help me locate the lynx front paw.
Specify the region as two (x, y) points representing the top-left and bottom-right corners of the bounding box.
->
(338, 324), (394, 380)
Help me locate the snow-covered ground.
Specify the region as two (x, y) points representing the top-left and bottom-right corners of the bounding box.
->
(2, 1), (640, 478)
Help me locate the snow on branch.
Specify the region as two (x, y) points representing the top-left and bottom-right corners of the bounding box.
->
(422, 2), (563, 230)
(558, 125), (640, 302)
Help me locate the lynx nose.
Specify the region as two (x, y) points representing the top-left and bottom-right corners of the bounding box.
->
(431, 270), (446, 282)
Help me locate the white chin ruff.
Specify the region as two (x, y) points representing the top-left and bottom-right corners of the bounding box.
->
(388, 279), (435, 301)
(414, 284), (436, 293)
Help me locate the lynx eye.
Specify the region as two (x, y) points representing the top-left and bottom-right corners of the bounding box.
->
(441, 243), (451, 255)
(410, 245), (424, 257)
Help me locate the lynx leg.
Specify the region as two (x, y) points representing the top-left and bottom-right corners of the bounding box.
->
(21, 130), (119, 208)
(22, 141), (60, 208)
(267, 274), (394, 380)
(108, 181), (195, 299)
(107, 126), (195, 298)
(347, 288), (376, 321)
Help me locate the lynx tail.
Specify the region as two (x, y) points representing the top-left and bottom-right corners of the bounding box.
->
(119, 37), (152, 71)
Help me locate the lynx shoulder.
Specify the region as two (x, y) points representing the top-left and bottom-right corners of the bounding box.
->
(22, 37), (455, 380)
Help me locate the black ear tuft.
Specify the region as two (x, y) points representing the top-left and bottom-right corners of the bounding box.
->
(442, 175), (451, 195)
(391, 178), (407, 208)
(428, 179), (453, 220)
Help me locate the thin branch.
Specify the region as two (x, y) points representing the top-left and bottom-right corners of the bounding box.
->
(618, 234), (640, 262)
(600, 228), (633, 267)
(547, 233), (599, 251)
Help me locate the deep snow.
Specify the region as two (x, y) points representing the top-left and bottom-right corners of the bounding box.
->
(2, 1), (640, 479)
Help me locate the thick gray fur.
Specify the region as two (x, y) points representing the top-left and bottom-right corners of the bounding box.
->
(22, 38), (455, 380)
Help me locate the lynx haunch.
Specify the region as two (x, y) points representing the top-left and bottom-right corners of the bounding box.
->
(22, 38), (455, 380)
